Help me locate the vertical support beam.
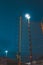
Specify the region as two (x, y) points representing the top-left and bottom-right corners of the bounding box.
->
(28, 21), (32, 65)
(41, 21), (43, 33)
(18, 16), (22, 65)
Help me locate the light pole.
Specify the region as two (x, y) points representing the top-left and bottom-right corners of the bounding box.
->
(18, 16), (22, 65)
(25, 14), (32, 65)
(5, 50), (8, 57)
(40, 19), (43, 33)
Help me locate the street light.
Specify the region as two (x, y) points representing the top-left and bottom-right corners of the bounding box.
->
(25, 14), (30, 22)
(5, 50), (8, 57)
(25, 13), (32, 65)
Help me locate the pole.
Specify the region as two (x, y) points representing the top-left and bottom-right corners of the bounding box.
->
(41, 21), (43, 33)
(28, 20), (32, 65)
(18, 16), (22, 65)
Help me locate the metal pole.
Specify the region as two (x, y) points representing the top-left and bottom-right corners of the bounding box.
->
(41, 21), (43, 33)
(18, 16), (22, 65)
(28, 20), (32, 65)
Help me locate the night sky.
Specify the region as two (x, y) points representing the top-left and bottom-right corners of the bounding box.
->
(0, 0), (43, 62)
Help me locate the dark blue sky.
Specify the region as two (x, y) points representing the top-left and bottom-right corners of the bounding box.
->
(0, 0), (43, 61)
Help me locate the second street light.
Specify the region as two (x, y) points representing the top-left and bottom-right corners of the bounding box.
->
(25, 14), (32, 65)
(5, 50), (8, 57)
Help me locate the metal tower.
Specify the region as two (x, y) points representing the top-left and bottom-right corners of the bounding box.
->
(28, 21), (32, 65)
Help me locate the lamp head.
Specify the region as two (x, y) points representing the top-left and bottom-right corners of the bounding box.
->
(5, 50), (8, 53)
(25, 14), (30, 20)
